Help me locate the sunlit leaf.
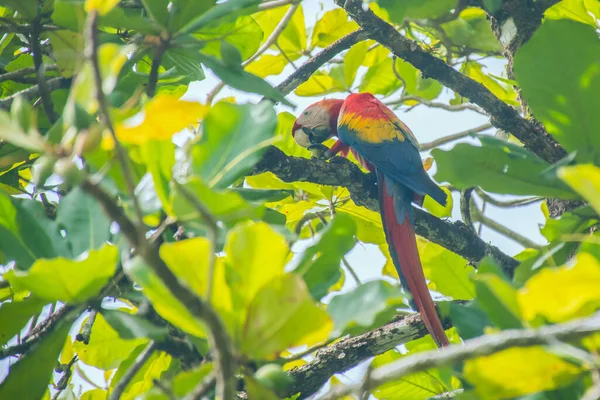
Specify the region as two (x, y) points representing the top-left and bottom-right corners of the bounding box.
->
(518, 252), (600, 323)
(472, 272), (523, 329)
(328, 280), (406, 336)
(113, 350), (172, 399)
(85, 0), (120, 15)
(558, 164), (600, 215)
(337, 200), (386, 245)
(464, 347), (581, 399)
(241, 274), (332, 359)
(102, 310), (169, 341)
(359, 58), (402, 96)
(295, 71), (346, 96)
(5, 244), (118, 303)
(514, 19), (600, 162)
(344, 41), (369, 88)
(422, 186), (453, 218)
(441, 8), (502, 53)
(253, 4), (306, 60)
(246, 54), (288, 78)
(178, 0), (261, 35)
(195, 15), (263, 61)
(169, 0), (216, 32)
(47, 31), (84, 77)
(310, 9), (359, 49)
(545, 0), (600, 27)
(378, 0), (456, 23)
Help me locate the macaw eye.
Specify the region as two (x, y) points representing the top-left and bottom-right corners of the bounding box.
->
(303, 111), (309, 116)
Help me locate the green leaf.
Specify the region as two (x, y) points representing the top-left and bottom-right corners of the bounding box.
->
(191, 101), (278, 188)
(337, 201), (386, 245)
(310, 8), (359, 49)
(462, 61), (517, 105)
(195, 15), (263, 61)
(141, 0), (171, 28)
(198, 53), (292, 105)
(0, 109), (46, 152)
(464, 347), (581, 398)
(418, 238), (475, 300)
(472, 273), (523, 329)
(171, 177), (261, 225)
(169, 0), (216, 32)
(432, 135), (576, 198)
(171, 364), (213, 396)
(241, 274), (332, 359)
(327, 280), (407, 336)
(102, 310), (169, 341)
(162, 48), (206, 83)
(514, 19), (600, 162)
(359, 58), (402, 96)
(344, 41), (369, 88)
(540, 205), (597, 242)
(558, 164), (600, 215)
(293, 214), (356, 300)
(441, 8), (502, 53)
(124, 256), (207, 338)
(379, 0), (456, 24)
(0, 315), (72, 399)
(177, 0), (261, 35)
(231, 188), (292, 202)
(5, 244), (118, 303)
(0, 0), (37, 19)
(56, 187), (112, 257)
(0, 297), (47, 346)
(448, 301), (491, 340)
(47, 31), (84, 77)
(111, 349), (172, 399)
(139, 140), (175, 213)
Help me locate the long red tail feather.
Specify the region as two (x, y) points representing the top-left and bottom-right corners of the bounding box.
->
(379, 175), (449, 347)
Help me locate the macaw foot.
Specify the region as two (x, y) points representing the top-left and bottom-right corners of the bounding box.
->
(308, 143), (331, 160)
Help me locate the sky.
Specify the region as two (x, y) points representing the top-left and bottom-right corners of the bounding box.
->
(0, 0), (548, 397)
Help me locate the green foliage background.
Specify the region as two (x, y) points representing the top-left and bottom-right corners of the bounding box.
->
(0, 0), (600, 399)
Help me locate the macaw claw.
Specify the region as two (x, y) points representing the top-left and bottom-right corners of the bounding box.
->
(308, 143), (331, 160)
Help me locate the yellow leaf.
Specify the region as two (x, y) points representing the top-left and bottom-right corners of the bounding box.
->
(59, 336), (75, 365)
(85, 0), (119, 15)
(245, 54), (288, 78)
(558, 164), (600, 215)
(121, 352), (172, 400)
(518, 252), (600, 322)
(5, 244), (118, 303)
(74, 314), (148, 370)
(81, 389), (107, 400)
(337, 201), (385, 245)
(310, 9), (359, 49)
(362, 41), (390, 67)
(464, 347), (581, 399)
(463, 61), (518, 105)
(115, 94), (208, 144)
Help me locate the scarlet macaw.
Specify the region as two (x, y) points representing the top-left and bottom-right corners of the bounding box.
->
(292, 93), (450, 347)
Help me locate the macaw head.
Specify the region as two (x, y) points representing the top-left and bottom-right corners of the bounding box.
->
(292, 99), (344, 148)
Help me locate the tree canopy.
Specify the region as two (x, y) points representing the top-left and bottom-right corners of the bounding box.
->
(1, 0), (600, 399)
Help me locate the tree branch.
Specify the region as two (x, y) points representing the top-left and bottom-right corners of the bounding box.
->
(0, 77), (70, 109)
(275, 29), (370, 96)
(319, 311), (600, 399)
(337, 0), (565, 164)
(109, 341), (157, 400)
(252, 146), (519, 275)
(286, 310), (452, 399)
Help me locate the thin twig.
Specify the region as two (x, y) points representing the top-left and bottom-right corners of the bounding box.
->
(147, 40), (169, 98)
(474, 188), (542, 208)
(258, 0), (298, 11)
(0, 65), (59, 83)
(319, 311), (600, 399)
(185, 373), (217, 400)
(85, 11), (145, 228)
(75, 309), (98, 345)
(109, 341), (157, 400)
(174, 182), (218, 302)
(470, 198), (541, 249)
(419, 123), (493, 151)
(389, 95), (487, 115)
(341, 256), (361, 285)
(207, 2), (300, 104)
(460, 188), (476, 233)
(30, 17), (58, 123)
(81, 179), (236, 400)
